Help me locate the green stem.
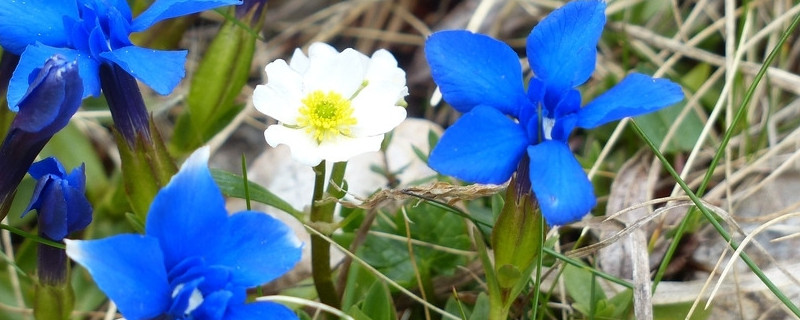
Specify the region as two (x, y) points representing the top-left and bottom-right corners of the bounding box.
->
(631, 120), (800, 317)
(0, 224), (65, 249)
(649, 9), (800, 315)
(530, 212), (545, 320)
(309, 161), (347, 310)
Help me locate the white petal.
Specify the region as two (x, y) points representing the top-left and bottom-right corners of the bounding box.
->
(366, 49), (406, 89)
(350, 82), (407, 136)
(351, 106), (406, 137)
(253, 59), (303, 124)
(308, 42), (339, 59)
(264, 125), (323, 166)
(289, 48), (310, 73)
(317, 135), (384, 162)
(304, 48), (366, 97)
(181, 146), (211, 172)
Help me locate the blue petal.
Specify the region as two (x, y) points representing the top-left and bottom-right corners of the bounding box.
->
(428, 105), (529, 184)
(131, 0), (242, 31)
(225, 301), (298, 320)
(65, 163), (87, 193)
(0, 0), (79, 54)
(577, 73), (684, 128)
(548, 89), (581, 141)
(527, 141), (596, 226)
(145, 146), (227, 270)
(64, 177), (93, 235)
(28, 157), (66, 179)
(65, 235), (171, 320)
(22, 158), (62, 219)
(208, 211), (302, 288)
(526, 0), (606, 93)
(8, 44), (100, 110)
(37, 180), (69, 240)
(426, 30), (526, 115)
(193, 290), (232, 319)
(100, 46), (187, 95)
(98, 0), (134, 22)
(12, 56), (82, 135)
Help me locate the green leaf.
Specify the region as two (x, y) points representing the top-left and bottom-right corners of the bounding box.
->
(347, 306), (374, 320)
(427, 129), (440, 151)
(210, 169), (304, 220)
(468, 293), (490, 320)
(124, 212), (145, 234)
(653, 302), (712, 320)
(564, 263), (607, 314)
(342, 263), (379, 313)
(444, 294), (471, 320)
(634, 101), (703, 153)
(361, 280), (396, 320)
(357, 202), (471, 288)
(634, 63), (710, 153)
(607, 289), (633, 318)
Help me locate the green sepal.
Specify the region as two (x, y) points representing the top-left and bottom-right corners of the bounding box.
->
(34, 280), (74, 320)
(496, 264), (522, 290)
(117, 118), (177, 222)
(491, 175), (543, 289)
(171, 7), (264, 154)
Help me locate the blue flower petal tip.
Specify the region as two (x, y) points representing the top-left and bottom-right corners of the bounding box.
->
(24, 157), (92, 241)
(66, 147), (301, 319)
(428, 105), (528, 184)
(425, 0), (682, 225)
(425, 30), (526, 116)
(528, 141), (596, 226)
(11, 54), (82, 135)
(1, 0), (240, 105)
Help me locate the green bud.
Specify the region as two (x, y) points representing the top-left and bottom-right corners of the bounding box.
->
(491, 174), (543, 290)
(171, 6), (265, 154)
(118, 119), (177, 221)
(34, 244), (74, 320)
(34, 282), (74, 320)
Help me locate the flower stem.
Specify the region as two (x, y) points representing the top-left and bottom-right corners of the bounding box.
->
(309, 161), (347, 310)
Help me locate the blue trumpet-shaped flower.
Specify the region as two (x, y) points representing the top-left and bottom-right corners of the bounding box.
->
(65, 147), (302, 320)
(426, 0), (684, 225)
(0, 55), (82, 219)
(24, 158), (92, 242)
(23, 157), (91, 291)
(0, 0), (241, 142)
(0, 0), (242, 105)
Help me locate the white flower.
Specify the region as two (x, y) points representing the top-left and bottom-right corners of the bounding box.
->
(253, 42), (408, 166)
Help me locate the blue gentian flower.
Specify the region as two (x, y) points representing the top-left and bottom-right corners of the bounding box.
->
(65, 147), (302, 320)
(23, 157), (92, 242)
(22, 157), (91, 290)
(425, 0), (684, 225)
(0, 0), (241, 143)
(0, 55), (82, 219)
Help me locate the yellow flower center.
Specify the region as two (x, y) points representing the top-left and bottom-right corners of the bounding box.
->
(297, 90), (357, 144)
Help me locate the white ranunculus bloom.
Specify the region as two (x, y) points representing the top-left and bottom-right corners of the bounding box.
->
(253, 43), (408, 166)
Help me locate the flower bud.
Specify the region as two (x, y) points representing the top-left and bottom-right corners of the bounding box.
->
(0, 55), (82, 221)
(23, 157), (92, 242)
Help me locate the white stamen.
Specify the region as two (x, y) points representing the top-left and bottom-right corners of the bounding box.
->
(171, 284), (205, 315)
(542, 117), (556, 140)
